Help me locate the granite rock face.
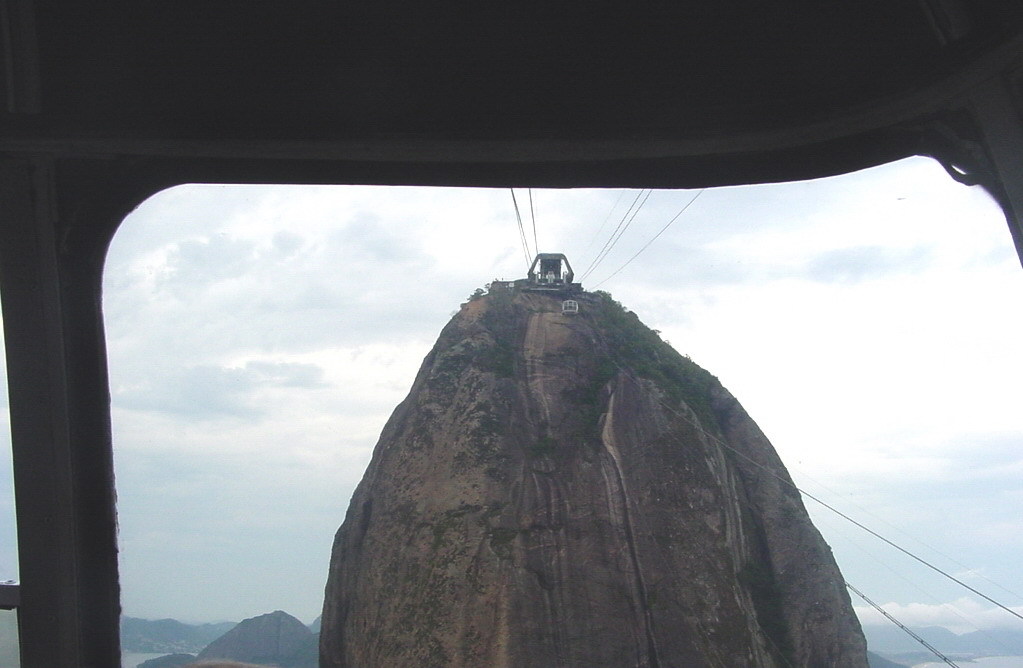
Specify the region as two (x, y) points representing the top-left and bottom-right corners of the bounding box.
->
(321, 290), (868, 668)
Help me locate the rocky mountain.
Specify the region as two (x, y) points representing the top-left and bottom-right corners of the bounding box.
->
(120, 616), (236, 653)
(321, 288), (869, 667)
(196, 610), (317, 667)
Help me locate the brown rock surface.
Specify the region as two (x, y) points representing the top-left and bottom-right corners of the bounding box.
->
(320, 289), (868, 667)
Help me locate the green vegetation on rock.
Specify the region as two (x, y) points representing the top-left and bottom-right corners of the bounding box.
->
(586, 290), (722, 435)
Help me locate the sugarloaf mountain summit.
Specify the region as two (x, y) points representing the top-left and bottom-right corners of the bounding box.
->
(320, 254), (868, 668)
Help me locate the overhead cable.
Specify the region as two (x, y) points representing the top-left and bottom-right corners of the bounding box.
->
(846, 583), (960, 668)
(800, 485), (1023, 625)
(581, 189), (653, 281)
(579, 189), (648, 279)
(784, 453), (1023, 606)
(826, 520), (1013, 655)
(583, 323), (1023, 627)
(510, 188), (532, 269)
(582, 190), (629, 257)
(592, 189), (705, 288)
(529, 188), (539, 254)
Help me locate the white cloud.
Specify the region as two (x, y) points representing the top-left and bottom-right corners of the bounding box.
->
(856, 598), (1023, 634)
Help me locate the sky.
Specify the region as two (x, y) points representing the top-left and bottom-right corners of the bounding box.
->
(1, 156), (1022, 636)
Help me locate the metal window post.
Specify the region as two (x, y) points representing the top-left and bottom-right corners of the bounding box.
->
(0, 157), (121, 668)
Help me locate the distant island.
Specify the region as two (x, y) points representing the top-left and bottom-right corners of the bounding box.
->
(121, 616), (237, 655)
(122, 611), (318, 668)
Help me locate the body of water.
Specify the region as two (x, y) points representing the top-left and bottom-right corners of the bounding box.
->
(915, 657), (1023, 668)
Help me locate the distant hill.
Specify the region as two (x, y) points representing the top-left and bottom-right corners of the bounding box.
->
(197, 610), (317, 668)
(955, 627), (1023, 655)
(867, 651), (909, 668)
(120, 616), (236, 653)
(863, 624), (959, 654)
(863, 623), (1023, 655)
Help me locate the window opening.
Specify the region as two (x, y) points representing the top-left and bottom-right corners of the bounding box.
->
(100, 157), (1023, 664)
(0, 322), (19, 666)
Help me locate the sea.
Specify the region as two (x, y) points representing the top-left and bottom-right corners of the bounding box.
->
(914, 657), (1023, 668)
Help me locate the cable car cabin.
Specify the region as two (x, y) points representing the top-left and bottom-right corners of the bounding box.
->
(525, 253), (582, 294)
(562, 300), (579, 314)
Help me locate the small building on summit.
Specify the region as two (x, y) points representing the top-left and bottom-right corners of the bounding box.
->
(491, 253), (583, 294)
(529, 253), (575, 287)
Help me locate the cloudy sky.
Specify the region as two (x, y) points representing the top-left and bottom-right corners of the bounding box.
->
(1, 156), (1022, 636)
